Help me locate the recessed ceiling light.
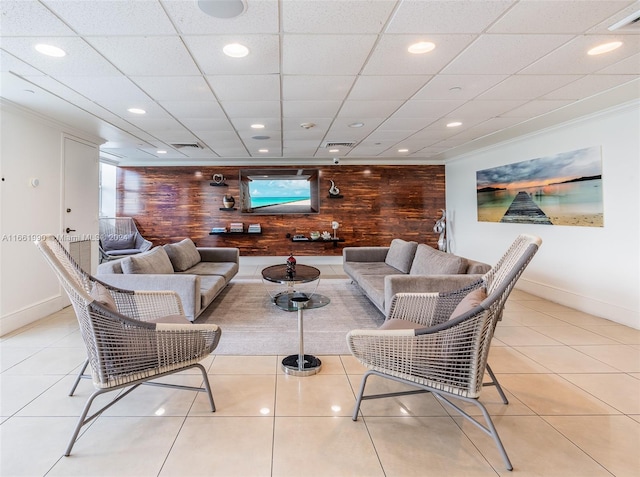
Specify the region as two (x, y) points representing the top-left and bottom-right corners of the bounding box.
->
(300, 122), (316, 129)
(251, 123), (265, 129)
(587, 41), (623, 56)
(446, 121), (462, 128)
(127, 108), (146, 114)
(35, 43), (66, 57)
(251, 135), (270, 140)
(223, 43), (249, 58)
(157, 150), (167, 154)
(329, 149), (339, 153)
(198, 0), (246, 18)
(449, 86), (462, 92)
(408, 41), (435, 54)
(348, 122), (364, 128)
(398, 148), (409, 153)
(258, 148), (269, 153)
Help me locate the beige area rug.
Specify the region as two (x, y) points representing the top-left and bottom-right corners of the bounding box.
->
(195, 278), (385, 355)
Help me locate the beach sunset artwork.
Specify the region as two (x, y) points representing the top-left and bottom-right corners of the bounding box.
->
(476, 146), (603, 227)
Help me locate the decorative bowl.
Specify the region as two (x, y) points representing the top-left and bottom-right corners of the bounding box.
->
(310, 231), (320, 240)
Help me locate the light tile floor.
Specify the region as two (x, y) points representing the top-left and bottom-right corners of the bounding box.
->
(1, 261), (639, 476)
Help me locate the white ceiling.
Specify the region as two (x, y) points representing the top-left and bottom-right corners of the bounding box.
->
(1, 0), (639, 166)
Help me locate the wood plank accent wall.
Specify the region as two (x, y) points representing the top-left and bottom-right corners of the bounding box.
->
(117, 165), (445, 256)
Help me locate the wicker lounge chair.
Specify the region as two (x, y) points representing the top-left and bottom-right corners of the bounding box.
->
(347, 234), (542, 471)
(35, 234), (221, 456)
(98, 217), (152, 262)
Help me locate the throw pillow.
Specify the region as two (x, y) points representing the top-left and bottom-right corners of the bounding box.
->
(102, 233), (136, 251)
(449, 288), (487, 320)
(89, 282), (118, 312)
(384, 239), (418, 273)
(409, 244), (468, 275)
(163, 238), (201, 272)
(121, 246), (174, 274)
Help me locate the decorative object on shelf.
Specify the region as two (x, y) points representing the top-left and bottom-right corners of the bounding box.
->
(310, 231), (320, 240)
(328, 179), (340, 197)
(223, 194), (235, 209)
(229, 222), (244, 233)
(331, 221), (339, 239)
(433, 209), (447, 252)
(248, 223), (261, 233)
(212, 173), (225, 184)
(286, 253), (296, 277)
(321, 231), (331, 240)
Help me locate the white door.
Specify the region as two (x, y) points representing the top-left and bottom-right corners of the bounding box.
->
(63, 136), (99, 273)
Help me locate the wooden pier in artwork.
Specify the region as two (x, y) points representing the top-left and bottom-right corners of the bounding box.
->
(500, 191), (553, 225)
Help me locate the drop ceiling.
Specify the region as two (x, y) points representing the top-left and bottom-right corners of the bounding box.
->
(1, 0), (639, 166)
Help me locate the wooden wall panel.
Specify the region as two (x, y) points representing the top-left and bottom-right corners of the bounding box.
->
(117, 165), (446, 256)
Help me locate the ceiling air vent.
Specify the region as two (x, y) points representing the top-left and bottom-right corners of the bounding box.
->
(171, 142), (204, 150)
(322, 141), (355, 148)
(608, 10), (640, 31)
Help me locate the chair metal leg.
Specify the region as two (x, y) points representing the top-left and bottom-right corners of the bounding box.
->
(352, 371), (372, 421)
(484, 363), (509, 404)
(69, 358), (90, 396)
(197, 363), (216, 412)
(432, 392), (513, 471)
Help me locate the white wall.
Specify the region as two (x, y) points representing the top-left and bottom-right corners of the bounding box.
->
(0, 102), (101, 335)
(445, 101), (640, 329)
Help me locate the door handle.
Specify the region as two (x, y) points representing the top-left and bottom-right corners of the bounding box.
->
(66, 228), (76, 233)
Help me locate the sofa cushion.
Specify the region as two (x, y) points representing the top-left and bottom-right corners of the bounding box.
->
(164, 238), (201, 272)
(102, 233), (136, 251)
(410, 244), (468, 276)
(90, 282), (117, 312)
(384, 239), (418, 273)
(450, 288), (487, 320)
(180, 261), (239, 282)
(199, 275), (227, 309)
(121, 247), (174, 274)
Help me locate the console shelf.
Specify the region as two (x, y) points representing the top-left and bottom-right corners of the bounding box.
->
(290, 237), (345, 248)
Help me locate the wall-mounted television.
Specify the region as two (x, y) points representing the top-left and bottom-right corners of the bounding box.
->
(239, 169), (320, 215)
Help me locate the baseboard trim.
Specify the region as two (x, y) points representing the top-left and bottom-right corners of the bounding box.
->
(517, 278), (639, 329)
(0, 296), (66, 336)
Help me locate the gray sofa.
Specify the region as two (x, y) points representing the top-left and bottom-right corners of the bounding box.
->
(343, 238), (491, 314)
(97, 238), (239, 321)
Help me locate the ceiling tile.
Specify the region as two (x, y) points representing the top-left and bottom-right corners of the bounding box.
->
(363, 34), (476, 75)
(282, 0), (395, 33)
(500, 100), (575, 118)
(348, 75), (430, 100)
(86, 36), (200, 76)
(378, 117), (437, 131)
(387, 0), (514, 34)
(326, 118), (386, 139)
(221, 101), (281, 118)
(441, 34), (573, 75)
(127, 117), (190, 135)
(282, 76), (355, 101)
(55, 75), (150, 103)
(43, 0), (176, 35)
(159, 101), (227, 119)
(0, 0), (76, 36)
(338, 100), (403, 118)
(1, 37), (121, 77)
(185, 35), (280, 75)
(542, 75), (639, 100)
(282, 101), (342, 118)
(597, 53), (640, 74)
(448, 117), (525, 141)
(162, 0), (279, 34)
(412, 75), (508, 100)
(478, 75), (583, 100)
(181, 118), (235, 132)
(194, 128), (239, 141)
(132, 76), (215, 102)
(0, 50), (48, 76)
(206, 75), (280, 101)
(447, 99), (528, 120)
(488, 0), (631, 34)
(391, 100), (465, 119)
(522, 34), (640, 75)
(365, 130), (414, 142)
(282, 35), (377, 75)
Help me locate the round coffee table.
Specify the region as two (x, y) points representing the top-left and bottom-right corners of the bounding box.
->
(261, 264), (330, 376)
